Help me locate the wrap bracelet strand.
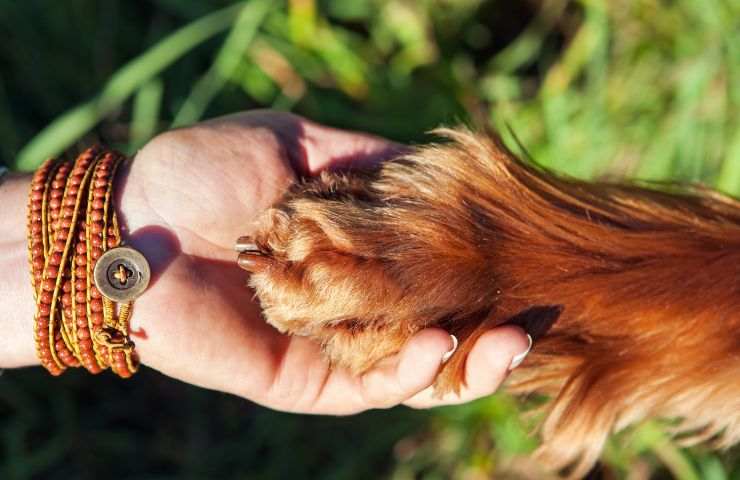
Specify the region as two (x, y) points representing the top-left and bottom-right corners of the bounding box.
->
(28, 147), (150, 377)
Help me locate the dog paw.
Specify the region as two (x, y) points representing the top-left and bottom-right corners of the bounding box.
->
(236, 171), (417, 374)
(238, 156), (504, 390)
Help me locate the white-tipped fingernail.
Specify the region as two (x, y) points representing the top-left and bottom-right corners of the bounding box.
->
(441, 334), (458, 364)
(509, 334), (533, 370)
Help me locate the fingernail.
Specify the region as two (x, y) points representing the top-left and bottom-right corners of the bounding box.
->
(235, 236), (259, 253)
(441, 334), (458, 364)
(237, 252), (268, 271)
(509, 334), (533, 370)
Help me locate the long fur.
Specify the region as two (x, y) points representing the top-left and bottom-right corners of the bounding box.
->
(242, 128), (740, 477)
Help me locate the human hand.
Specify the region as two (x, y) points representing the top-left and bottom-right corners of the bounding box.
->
(119, 110), (531, 413)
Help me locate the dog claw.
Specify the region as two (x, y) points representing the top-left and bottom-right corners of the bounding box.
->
(235, 236), (259, 253)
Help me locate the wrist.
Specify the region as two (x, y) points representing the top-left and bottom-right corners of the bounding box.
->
(0, 151), (168, 372)
(112, 151), (182, 369)
(0, 173), (41, 368)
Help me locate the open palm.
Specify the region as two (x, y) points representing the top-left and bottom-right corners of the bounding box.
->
(118, 111), (529, 413)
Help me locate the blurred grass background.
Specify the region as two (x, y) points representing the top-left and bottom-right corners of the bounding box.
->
(1, 0), (739, 478)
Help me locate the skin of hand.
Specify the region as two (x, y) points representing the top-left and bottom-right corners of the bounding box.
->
(5, 110), (530, 413)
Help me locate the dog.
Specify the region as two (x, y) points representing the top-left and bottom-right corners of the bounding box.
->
(237, 128), (740, 477)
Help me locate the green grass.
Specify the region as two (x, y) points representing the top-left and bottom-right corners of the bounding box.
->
(1, 0), (739, 478)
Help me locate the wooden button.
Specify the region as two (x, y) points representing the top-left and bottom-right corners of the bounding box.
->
(93, 246), (150, 302)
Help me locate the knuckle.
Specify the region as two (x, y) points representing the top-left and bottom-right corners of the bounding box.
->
(358, 372), (403, 409)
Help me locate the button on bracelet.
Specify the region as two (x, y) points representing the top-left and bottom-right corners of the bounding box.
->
(94, 247), (150, 303)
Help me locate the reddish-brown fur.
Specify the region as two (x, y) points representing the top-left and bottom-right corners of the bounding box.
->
(241, 128), (740, 477)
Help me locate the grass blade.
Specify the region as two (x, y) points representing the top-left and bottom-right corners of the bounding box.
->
(129, 78), (164, 151)
(13, 1), (248, 171)
(171, 0), (275, 128)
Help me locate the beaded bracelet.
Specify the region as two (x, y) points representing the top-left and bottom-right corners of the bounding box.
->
(28, 147), (150, 377)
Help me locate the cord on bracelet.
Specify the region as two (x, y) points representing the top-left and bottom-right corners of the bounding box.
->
(27, 147), (147, 377)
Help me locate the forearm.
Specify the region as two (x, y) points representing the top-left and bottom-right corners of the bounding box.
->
(0, 174), (39, 368)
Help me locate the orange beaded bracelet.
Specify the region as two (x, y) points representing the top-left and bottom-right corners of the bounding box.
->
(28, 147), (150, 377)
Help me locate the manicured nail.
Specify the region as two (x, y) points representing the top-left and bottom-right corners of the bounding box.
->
(237, 252), (268, 271)
(235, 236), (259, 253)
(441, 334), (458, 364)
(509, 334), (533, 370)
